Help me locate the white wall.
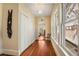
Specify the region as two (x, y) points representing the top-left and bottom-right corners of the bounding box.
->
(18, 4), (36, 54)
(0, 4), (2, 54)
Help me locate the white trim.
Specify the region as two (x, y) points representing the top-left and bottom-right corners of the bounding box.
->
(3, 49), (18, 52)
(64, 46), (78, 55)
(51, 37), (69, 56)
(0, 49), (2, 54)
(3, 49), (19, 55)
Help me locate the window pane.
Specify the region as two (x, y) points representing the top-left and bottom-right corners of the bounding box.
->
(64, 3), (79, 55)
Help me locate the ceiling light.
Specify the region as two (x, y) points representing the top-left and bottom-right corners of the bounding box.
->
(38, 10), (42, 14)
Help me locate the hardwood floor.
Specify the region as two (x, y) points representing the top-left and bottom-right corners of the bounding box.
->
(21, 36), (56, 56)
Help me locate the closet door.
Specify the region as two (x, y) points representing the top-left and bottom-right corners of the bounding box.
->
(20, 14), (28, 52)
(20, 14), (25, 52)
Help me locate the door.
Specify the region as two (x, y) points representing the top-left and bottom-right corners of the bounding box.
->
(20, 14), (28, 52)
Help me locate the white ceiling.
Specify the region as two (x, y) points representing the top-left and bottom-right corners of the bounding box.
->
(26, 3), (53, 16)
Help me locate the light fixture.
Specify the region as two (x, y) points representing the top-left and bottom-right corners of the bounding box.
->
(38, 10), (42, 14)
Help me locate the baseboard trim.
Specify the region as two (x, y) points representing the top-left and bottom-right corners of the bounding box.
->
(51, 37), (69, 56)
(3, 49), (19, 56)
(0, 49), (2, 54)
(20, 39), (36, 56)
(0, 53), (13, 56)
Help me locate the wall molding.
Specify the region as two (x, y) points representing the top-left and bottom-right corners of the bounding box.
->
(2, 49), (19, 56)
(51, 36), (69, 56)
(0, 49), (3, 54)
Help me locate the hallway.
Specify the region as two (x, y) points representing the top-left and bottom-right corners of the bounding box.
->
(0, 3), (79, 56)
(21, 36), (56, 56)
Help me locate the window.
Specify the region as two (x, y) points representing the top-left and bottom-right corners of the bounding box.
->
(51, 3), (79, 55)
(51, 4), (62, 45)
(62, 3), (79, 55)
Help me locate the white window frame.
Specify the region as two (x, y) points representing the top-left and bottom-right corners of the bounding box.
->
(62, 3), (79, 56)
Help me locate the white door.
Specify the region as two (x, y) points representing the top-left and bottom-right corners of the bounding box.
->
(20, 14), (28, 52)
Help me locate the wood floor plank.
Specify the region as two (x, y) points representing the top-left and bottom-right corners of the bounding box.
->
(21, 36), (56, 56)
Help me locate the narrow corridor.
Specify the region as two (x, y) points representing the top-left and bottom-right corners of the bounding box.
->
(0, 3), (79, 56)
(21, 36), (56, 56)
